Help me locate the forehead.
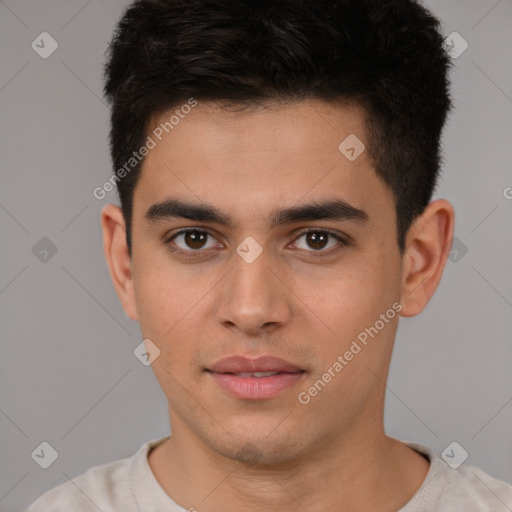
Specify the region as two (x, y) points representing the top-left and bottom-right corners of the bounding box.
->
(133, 99), (394, 227)
(148, 98), (368, 159)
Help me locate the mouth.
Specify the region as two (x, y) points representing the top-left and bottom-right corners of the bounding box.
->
(205, 356), (306, 400)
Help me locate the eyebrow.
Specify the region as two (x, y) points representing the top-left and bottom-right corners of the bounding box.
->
(144, 198), (369, 229)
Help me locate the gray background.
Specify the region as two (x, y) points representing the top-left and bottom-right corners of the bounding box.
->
(1, 0), (511, 510)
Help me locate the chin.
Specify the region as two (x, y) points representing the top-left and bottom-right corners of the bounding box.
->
(206, 427), (310, 467)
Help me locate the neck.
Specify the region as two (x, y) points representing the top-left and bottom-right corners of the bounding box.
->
(148, 409), (429, 511)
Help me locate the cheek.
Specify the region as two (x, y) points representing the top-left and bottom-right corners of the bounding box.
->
(296, 272), (399, 419)
(132, 262), (210, 369)
(303, 258), (399, 365)
(133, 255), (207, 332)
(306, 263), (392, 326)
(134, 271), (201, 396)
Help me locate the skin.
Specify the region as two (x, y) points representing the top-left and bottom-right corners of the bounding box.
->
(101, 99), (454, 511)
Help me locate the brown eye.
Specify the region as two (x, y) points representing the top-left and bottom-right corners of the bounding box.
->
(293, 230), (345, 253)
(184, 231), (207, 249)
(169, 230), (217, 251)
(304, 232), (329, 250)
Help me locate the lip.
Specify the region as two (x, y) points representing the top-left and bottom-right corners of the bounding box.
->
(208, 355), (303, 374)
(206, 356), (305, 400)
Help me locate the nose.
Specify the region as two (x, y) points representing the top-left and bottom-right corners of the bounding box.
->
(215, 249), (292, 337)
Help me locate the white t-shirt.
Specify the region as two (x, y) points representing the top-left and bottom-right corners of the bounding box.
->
(27, 435), (512, 511)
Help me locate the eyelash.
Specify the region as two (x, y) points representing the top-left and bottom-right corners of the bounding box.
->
(164, 228), (350, 260)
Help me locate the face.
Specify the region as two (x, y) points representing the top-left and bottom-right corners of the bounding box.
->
(124, 99), (406, 463)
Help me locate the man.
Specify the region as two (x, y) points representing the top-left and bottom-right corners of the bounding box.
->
(28, 0), (512, 510)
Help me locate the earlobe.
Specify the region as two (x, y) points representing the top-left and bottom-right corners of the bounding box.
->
(399, 199), (455, 317)
(100, 204), (139, 322)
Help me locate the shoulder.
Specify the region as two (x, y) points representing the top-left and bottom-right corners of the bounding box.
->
(442, 459), (512, 510)
(403, 441), (512, 511)
(26, 438), (159, 512)
(27, 457), (132, 512)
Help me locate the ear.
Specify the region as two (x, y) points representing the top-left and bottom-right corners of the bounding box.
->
(100, 204), (139, 321)
(399, 199), (455, 317)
